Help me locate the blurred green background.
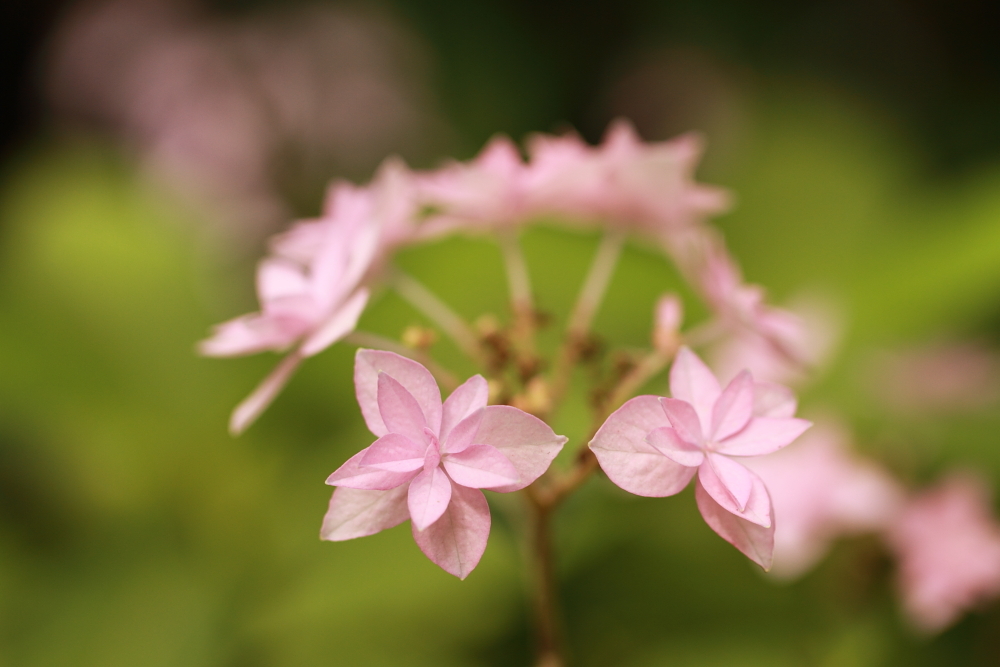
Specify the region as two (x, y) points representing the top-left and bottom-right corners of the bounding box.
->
(3, 1), (1000, 665)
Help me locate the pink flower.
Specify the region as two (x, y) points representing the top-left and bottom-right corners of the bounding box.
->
(199, 162), (416, 434)
(590, 347), (810, 568)
(526, 119), (729, 238)
(322, 350), (567, 578)
(887, 474), (1000, 632)
(743, 422), (904, 579)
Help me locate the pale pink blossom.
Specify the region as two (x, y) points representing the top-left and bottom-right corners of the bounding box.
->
(526, 119), (729, 238)
(743, 422), (904, 579)
(652, 293), (683, 352)
(200, 178), (391, 434)
(887, 474), (1000, 632)
(590, 347), (810, 568)
(322, 350), (567, 578)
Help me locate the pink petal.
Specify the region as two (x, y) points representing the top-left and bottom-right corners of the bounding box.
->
(300, 288), (370, 357)
(257, 258), (310, 302)
(440, 409), (485, 455)
(752, 381), (798, 418)
(589, 396), (697, 497)
(443, 444), (520, 489)
(378, 373), (430, 443)
(669, 346), (721, 431)
(359, 433), (427, 472)
(440, 375), (489, 442)
(229, 351), (303, 435)
(320, 486), (410, 541)
(717, 417), (811, 457)
(326, 449), (419, 490)
(659, 397), (704, 444)
(471, 405), (567, 492)
(646, 427), (704, 467)
(354, 350), (443, 437)
(198, 314), (301, 357)
(699, 456), (772, 527)
(711, 371), (754, 441)
(695, 477), (775, 570)
(408, 467), (453, 531)
(412, 483), (491, 579)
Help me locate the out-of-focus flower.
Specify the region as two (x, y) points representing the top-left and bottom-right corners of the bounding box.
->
(525, 120), (730, 238)
(887, 473), (1000, 633)
(322, 351), (566, 578)
(743, 422), (904, 579)
(867, 342), (1000, 414)
(199, 163), (416, 433)
(590, 347), (810, 569)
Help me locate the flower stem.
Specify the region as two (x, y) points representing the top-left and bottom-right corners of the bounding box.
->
(498, 229), (541, 379)
(550, 230), (627, 409)
(526, 489), (566, 667)
(390, 269), (487, 367)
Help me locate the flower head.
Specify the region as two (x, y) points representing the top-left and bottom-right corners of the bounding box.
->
(590, 346), (810, 568)
(322, 350), (567, 578)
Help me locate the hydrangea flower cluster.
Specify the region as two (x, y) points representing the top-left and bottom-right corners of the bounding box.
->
(203, 120), (1000, 660)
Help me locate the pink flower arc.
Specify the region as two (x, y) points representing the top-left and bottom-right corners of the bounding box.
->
(322, 350), (567, 578)
(589, 346), (811, 569)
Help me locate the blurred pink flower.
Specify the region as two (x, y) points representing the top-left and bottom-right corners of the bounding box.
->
(888, 474), (1000, 632)
(525, 120), (729, 238)
(590, 347), (810, 569)
(744, 423), (904, 579)
(322, 350), (566, 578)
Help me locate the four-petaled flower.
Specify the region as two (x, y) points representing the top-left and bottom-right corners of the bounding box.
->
(590, 346), (810, 569)
(322, 350), (567, 578)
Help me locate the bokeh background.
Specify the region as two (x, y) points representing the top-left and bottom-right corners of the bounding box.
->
(4, 0), (1000, 665)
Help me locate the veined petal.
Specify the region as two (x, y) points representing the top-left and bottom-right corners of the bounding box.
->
(408, 467), (453, 531)
(444, 445), (520, 489)
(711, 370), (754, 441)
(378, 373), (430, 443)
(229, 351), (303, 435)
(695, 478), (774, 570)
(717, 417), (811, 457)
(440, 375), (489, 442)
(659, 397), (703, 444)
(669, 346), (721, 431)
(320, 486), (410, 541)
(471, 406), (567, 492)
(300, 288), (370, 357)
(699, 456), (772, 527)
(589, 396), (696, 497)
(359, 433), (426, 472)
(646, 427), (704, 467)
(441, 409), (484, 455)
(327, 449), (418, 490)
(412, 484), (491, 579)
(753, 381), (797, 418)
(355, 350), (443, 437)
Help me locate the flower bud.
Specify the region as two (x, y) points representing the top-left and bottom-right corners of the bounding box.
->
(652, 294), (683, 352)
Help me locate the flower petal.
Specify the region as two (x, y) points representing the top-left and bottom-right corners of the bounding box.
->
(359, 433), (427, 472)
(440, 375), (489, 442)
(441, 409), (484, 455)
(320, 486), (410, 541)
(711, 370), (754, 441)
(646, 427), (704, 467)
(695, 477), (774, 570)
(753, 381), (797, 418)
(659, 397), (704, 444)
(229, 351), (303, 435)
(589, 396), (696, 497)
(300, 288), (370, 357)
(444, 444), (520, 489)
(378, 373), (430, 443)
(669, 346), (721, 431)
(408, 467), (453, 531)
(471, 405), (567, 492)
(354, 349), (443, 437)
(717, 417), (811, 457)
(327, 449), (419, 490)
(699, 456), (772, 527)
(412, 483), (490, 579)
